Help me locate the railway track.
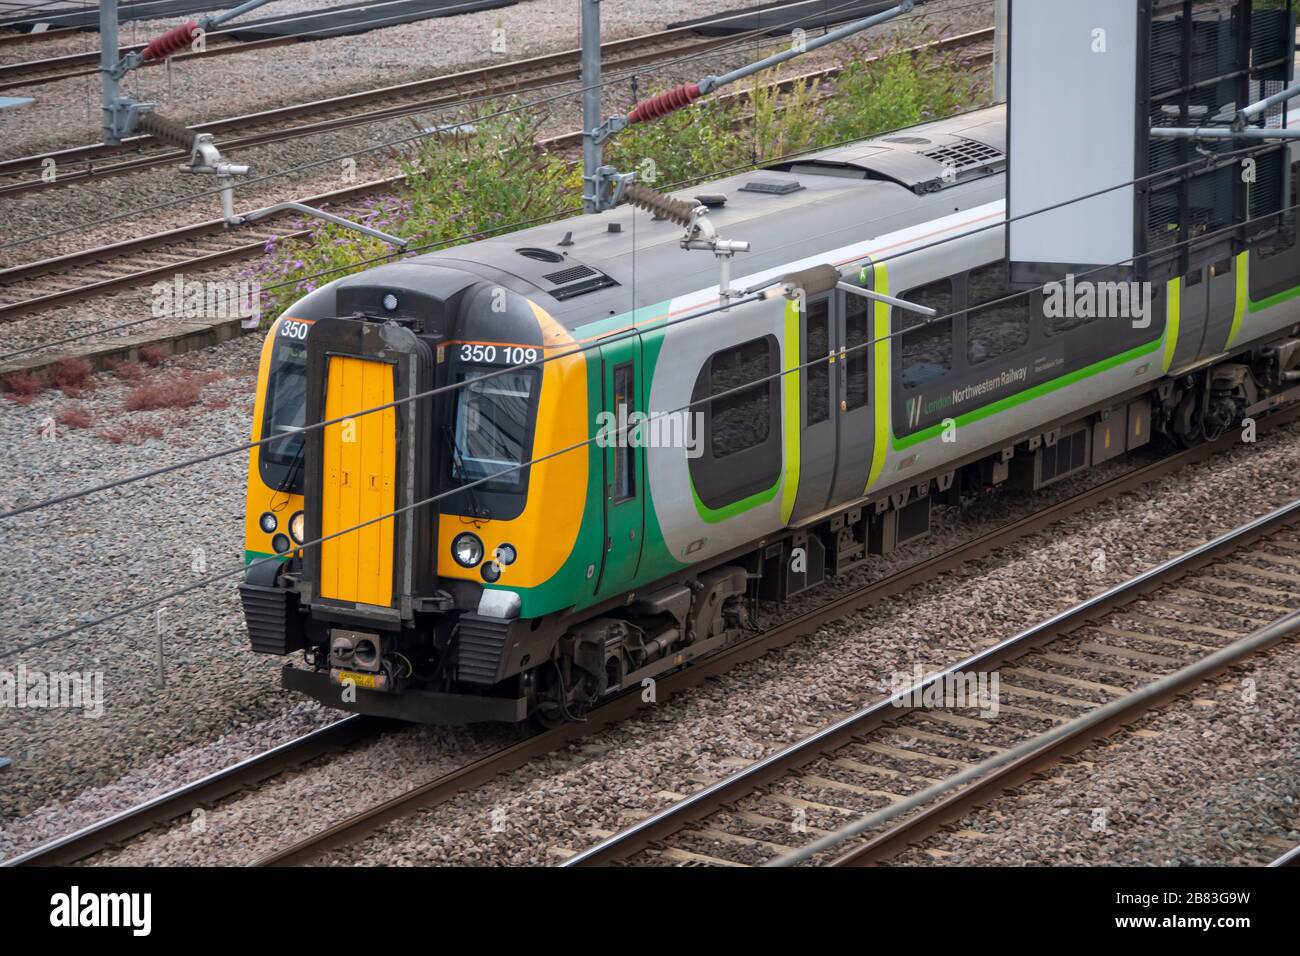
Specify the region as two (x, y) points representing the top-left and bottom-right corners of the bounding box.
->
(0, 22), (994, 198)
(2, 715), (390, 867)
(0, 29), (992, 353)
(0, 174), (403, 324)
(1270, 843), (1300, 866)
(7, 409), (1297, 868)
(0, 25), (771, 194)
(0, 26), (80, 50)
(563, 503), (1300, 867)
(238, 412), (1298, 867)
(0, 32), (304, 93)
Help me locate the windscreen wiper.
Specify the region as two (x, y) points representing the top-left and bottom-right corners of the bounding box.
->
(443, 424), (492, 521)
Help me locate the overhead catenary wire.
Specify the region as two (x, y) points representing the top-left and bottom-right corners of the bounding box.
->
(0, 0), (988, 250)
(3, 135), (1294, 524)
(8, 195), (1300, 660)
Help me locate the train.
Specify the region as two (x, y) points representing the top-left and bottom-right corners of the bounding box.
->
(239, 103), (1300, 725)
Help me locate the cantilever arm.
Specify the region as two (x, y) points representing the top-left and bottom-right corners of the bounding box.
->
(238, 202), (409, 249)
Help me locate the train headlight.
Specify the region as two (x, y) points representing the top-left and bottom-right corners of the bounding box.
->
(481, 561), (502, 583)
(259, 512), (278, 533)
(495, 543), (517, 566)
(289, 511), (305, 544)
(452, 533), (484, 567)
(271, 533), (292, 555)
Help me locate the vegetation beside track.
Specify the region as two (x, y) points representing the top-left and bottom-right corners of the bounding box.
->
(255, 31), (987, 324)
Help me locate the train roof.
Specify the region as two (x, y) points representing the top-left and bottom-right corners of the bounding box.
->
(408, 105), (1009, 332)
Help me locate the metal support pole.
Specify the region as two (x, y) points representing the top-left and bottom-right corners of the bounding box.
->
(699, 1), (912, 94)
(100, 0), (120, 144)
(993, 0), (1008, 103)
(1239, 80), (1300, 122)
(154, 608), (166, 690)
(581, 0), (602, 214)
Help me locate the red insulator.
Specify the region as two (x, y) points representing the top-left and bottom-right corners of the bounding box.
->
(627, 82), (702, 125)
(142, 21), (199, 62)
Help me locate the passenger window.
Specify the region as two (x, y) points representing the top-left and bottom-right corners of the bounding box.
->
(1257, 161), (1297, 263)
(1042, 280), (1093, 337)
(1249, 160), (1299, 300)
(897, 279), (953, 389)
(806, 298), (830, 425)
(967, 262), (1031, 364)
(611, 363), (635, 502)
(709, 338), (772, 459)
(844, 292), (871, 410)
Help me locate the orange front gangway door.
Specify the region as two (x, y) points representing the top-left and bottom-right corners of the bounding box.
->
(319, 356), (396, 606)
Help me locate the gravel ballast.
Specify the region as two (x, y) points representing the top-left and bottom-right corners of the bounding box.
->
(888, 639), (1300, 867)
(49, 412), (1300, 867)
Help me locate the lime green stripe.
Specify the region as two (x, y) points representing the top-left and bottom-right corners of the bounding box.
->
(892, 337), (1162, 451)
(691, 477), (781, 524)
(865, 261), (891, 492)
(1226, 252), (1249, 348)
(244, 549), (283, 565)
(780, 298), (801, 524)
(1162, 277), (1180, 373)
(1248, 282), (1300, 313)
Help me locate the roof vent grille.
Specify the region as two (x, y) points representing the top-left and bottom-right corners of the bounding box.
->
(543, 264), (597, 285)
(922, 138), (1003, 170)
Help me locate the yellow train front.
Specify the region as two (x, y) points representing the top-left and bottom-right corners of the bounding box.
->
(240, 261), (596, 724)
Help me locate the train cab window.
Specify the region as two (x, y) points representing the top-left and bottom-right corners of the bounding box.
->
(709, 338), (772, 458)
(611, 363), (635, 502)
(260, 330), (308, 494)
(805, 298), (831, 425)
(966, 262), (1031, 365)
(844, 291), (871, 410)
(897, 279), (953, 389)
(452, 368), (537, 489)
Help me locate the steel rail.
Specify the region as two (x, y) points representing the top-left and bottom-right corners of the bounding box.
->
(562, 429), (1300, 866)
(3, 715), (390, 867)
(256, 409), (1299, 867)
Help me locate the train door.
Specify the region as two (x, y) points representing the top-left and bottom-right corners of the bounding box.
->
(319, 356), (397, 607)
(789, 294), (837, 523)
(1170, 259), (1238, 369)
(828, 287), (874, 504)
(594, 334), (644, 596)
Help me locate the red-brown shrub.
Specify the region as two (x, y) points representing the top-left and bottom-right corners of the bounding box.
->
(47, 357), (95, 395)
(4, 368), (44, 400)
(111, 360), (148, 382)
(55, 405), (94, 429)
(138, 344), (169, 367)
(124, 373), (205, 411)
(98, 426), (130, 444)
